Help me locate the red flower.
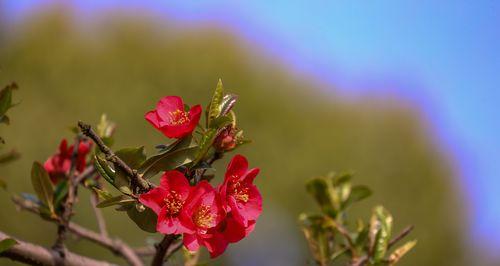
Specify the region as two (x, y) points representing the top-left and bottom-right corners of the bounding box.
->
(180, 181), (227, 258)
(218, 213), (256, 244)
(139, 171), (192, 235)
(43, 139), (92, 183)
(219, 155), (262, 227)
(145, 96), (202, 139)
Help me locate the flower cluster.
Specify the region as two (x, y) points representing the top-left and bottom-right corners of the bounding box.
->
(43, 139), (92, 183)
(140, 155), (261, 257)
(141, 95), (262, 257)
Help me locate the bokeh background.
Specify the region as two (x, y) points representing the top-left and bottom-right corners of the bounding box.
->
(0, 1), (499, 265)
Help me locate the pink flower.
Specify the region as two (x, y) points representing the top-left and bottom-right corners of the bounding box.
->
(145, 96), (202, 139)
(180, 181), (227, 258)
(43, 139), (92, 184)
(139, 171), (192, 235)
(219, 155), (262, 227)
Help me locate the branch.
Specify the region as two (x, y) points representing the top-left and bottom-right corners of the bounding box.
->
(350, 256), (368, 266)
(151, 235), (177, 266)
(134, 240), (182, 258)
(78, 121), (151, 192)
(90, 192), (108, 238)
(12, 196), (144, 266)
(388, 225), (414, 249)
(0, 231), (113, 266)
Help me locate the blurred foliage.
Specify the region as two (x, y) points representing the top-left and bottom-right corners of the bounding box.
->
(0, 9), (468, 265)
(0, 81), (20, 189)
(300, 172), (415, 265)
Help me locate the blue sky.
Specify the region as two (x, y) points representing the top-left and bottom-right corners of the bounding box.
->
(3, 0), (500, 253)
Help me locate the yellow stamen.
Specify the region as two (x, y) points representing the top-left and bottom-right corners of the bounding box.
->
(164, 191), (183, 216)
(193, 205), (214, 228)
(231, 181), (249, 203)
(168, 109), (190, 125)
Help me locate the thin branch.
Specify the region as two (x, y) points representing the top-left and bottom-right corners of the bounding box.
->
(151, 235), (177, 266)
(75, 166), (97, 185)
(0, 231), (113, 266)
(350, 255), (368, 266)
(90, 192), (109, 238)
(78, 121), (152, 193)
(388, 225), (414, 249)
(134, 240), (182, 258)
(165, 240), (183, 259)
(12, 196), (143, 266)
(324, 217), (356, 256)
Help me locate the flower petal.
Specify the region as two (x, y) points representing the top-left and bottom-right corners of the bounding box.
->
(139, 187), (168, 214)
(183, 233), (200, 251)
(145, 110), (161, 128)
(242, 167), (260, 183)
(225, 155), (248, 181)
(156, 96), (184, 121)
(161, 171), (191, 202)
(202, 233), (228, 258)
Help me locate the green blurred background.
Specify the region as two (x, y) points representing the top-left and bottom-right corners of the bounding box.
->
(0, 8), (472, 266)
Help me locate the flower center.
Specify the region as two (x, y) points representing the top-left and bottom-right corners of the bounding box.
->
(168, 109), (190, 126)
(231, 181), (249, 203)
(193, 205), (214, 228)
(164, 191), (184, 216)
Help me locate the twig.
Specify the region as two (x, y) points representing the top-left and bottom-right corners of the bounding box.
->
(78, 121), (152, 193)
(151, 235), (177, 266)
(325, 217), (356, 256)
(350, 256), (368, 266)
(12, 196), (144, 266)
(134, 240), (182, 258)
(75, 166), (97, 184)
(0, 231), (113, 266)
(388, 225), (414, 249)
(90, 192), (109, 238)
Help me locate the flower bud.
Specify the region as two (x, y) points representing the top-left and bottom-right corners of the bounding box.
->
(213, 126), (238, 151)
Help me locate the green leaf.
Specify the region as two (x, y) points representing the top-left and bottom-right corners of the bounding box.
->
(332, 172), (352, 186)
(354, 219), (369, 250)
(369, 206), (393, 262)
(305, 178), (337, 218)
(96, 195), (134, 208)
(0, 83), (17, 117)
(97, 114), (115, 137)
(92, 187), (113, 200)
(220, 94), (238, 116)
(207, 79), (224, 124)
(388, 240), (417, 265)
(0, 238), (17, 254)
(344, 185), (372, 208)
(114, 147), (146, 194)
(94, 155), (116, 184)
(127, 203), (157, 233)
(299, 213), (331, 265)
(193, 129), (217, 165)
(139, 136), (197, 179)
(115, 147), (146, 169)
(53, 181), (68, 209)
(0, 150), (20, 165)
(30, 162), (54, 214)
(209, 115), (232, 130)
